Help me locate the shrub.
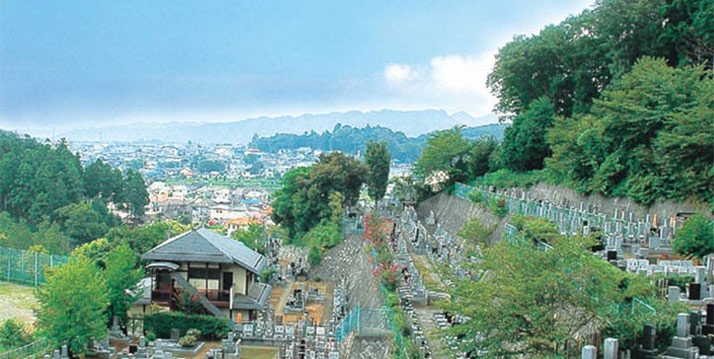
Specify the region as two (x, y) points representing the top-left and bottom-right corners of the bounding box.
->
(474, 169), (552, 189)
(178, 334), (197, 347)
(145, 331), (157, 342)
(143, 312), (229, 340)
(667, 275), (695, 291)
(468, 190), (484, 204)
(308, 247), (323, 266)
(259, 268), (276, 283)
(375, 263), (402, 292)
(0, 319), (31, 350)
(487, 197), (508, 218)
(672, 215), (714, 259)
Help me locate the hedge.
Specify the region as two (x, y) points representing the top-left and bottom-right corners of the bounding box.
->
(143, 312), (229, 340)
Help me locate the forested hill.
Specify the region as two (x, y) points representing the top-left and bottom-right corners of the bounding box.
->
(412, 0), (713, 206)
(0, 131), (148, 253)
(249, 123), (507, 163)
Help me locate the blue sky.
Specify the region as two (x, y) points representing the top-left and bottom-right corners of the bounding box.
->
(0, 0), (593, 134)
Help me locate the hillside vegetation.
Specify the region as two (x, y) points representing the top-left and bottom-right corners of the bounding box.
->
(250, 123), (507, 163)
(414, 0), (713, 206)
(0, 131), (149, 252)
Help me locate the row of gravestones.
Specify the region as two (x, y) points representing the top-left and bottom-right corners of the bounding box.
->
(279, 339), (339, 359)
(393, 223), (428, 305)
(466, 184), (679, 253)
(584, 307), (714, 359)
(395, 284), (433, 358)
(398, 207), (472, 288)
(395, 214), (476, 359)
(394, 215), (476, 359)
(399, 190), (711, 357)
(396, 199), (672, 357)
(431, 311), (472, 359)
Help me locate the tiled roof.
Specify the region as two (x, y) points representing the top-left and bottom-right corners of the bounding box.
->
(142, 227), (266, 274)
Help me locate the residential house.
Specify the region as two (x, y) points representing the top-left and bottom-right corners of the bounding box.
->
(225, 217), (264, 236)
(133, 228), (271, 322)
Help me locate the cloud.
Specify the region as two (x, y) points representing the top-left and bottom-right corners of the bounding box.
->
(429, 54), (493, 96)
(379, 51), (496, 115)
(383, 63), (418, 87)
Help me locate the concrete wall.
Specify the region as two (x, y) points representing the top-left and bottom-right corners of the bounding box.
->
(525, 182), (710, 220)
(417, 192), (506, 243)
(417, 182), (710, 243)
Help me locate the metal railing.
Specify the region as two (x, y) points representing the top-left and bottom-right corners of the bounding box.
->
(0, 338), (48, 359)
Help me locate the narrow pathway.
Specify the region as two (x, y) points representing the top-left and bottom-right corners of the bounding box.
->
(415, 307), (450, 359)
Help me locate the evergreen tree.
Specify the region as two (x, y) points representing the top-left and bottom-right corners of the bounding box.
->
(364, 141), (390, 204)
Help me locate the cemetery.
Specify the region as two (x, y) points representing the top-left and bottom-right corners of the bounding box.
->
(382, 182), (714, 358)
(1, 186), (711, 359)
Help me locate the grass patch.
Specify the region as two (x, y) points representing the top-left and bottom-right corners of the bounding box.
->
(0, 282), (38, 325)
(240, 346), (279, 359)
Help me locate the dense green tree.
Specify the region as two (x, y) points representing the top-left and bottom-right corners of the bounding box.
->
(121, 169), (149, 217)
(0, 132), (150, 252)
(414, 127), (471, 186)
(33, 221), (73, 254)
(672, 215), (714, 259)
(364, 141), (391, 204)
(487, 11), (609, 119)
(442, 218), (679, 356)
(547, 58), (714, 203)
(302, 221), (342, 265)
(53, 201), (115, 247)
(84, 159), (122, 199)
(103, 244), (142, 325)
(271, 167), (312, 239)
(311, 152), (366, 206)
(271, 153), (365, 241)
(328, 191), (343, 226)
(500, 98), (555, 172)
(457, 218), (494, 248)
(465, 137), (498, 178)
(197, 159), (225, 173)
(231, 224), (266, 254)
(36, 255), (108, 356)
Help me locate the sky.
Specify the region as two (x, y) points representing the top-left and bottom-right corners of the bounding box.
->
(0, 0), (593, 135)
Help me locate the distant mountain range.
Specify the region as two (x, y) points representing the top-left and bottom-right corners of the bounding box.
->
(61, 109), (499, 144)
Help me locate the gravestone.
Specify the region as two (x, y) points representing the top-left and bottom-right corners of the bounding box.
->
(170, 328), (180, 341)
(581, 345), (597, 359)
(604, 338), (618, 359)
(676, 313), (689, 337)
(668, 286), (681, 302)
(688, 283), (701, 300)
(704, 303), (714, 335)
(110, 317), (122, 337)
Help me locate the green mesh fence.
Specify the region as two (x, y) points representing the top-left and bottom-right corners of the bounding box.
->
(0, 246), (69, 286)
(343, 217), (365, 236)
(454, 182), (640, 238)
